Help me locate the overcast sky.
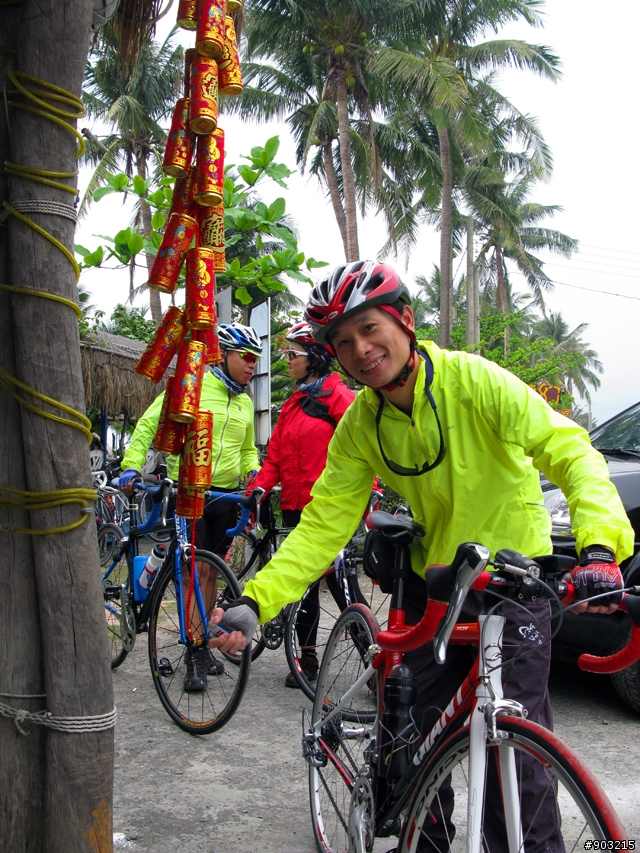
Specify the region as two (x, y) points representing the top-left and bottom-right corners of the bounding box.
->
(77, 0), (640, 425)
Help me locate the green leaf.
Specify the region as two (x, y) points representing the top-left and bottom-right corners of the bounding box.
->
(75, 244), (90, 257)
(151, 210), (166, 230)
(237, 164), (259, 186)
(93, 185), (117, 202)
(113, 174), (129, 191)
(264, 162), (294, 187)
(127, 233), (144, 255)
(84, 246), (104, 267)
(287, 269), (312, 283)
(264, 136), (280, 162)
(268, 197), (286, 221)
(235, 286), (252, 304)
(132, 174), (146, 196)
(306, 257), (329, 270)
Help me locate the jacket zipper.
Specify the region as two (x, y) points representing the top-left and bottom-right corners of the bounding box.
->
(211, 391), (231, 484)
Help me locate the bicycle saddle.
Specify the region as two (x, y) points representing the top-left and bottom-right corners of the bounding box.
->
(367, 511), (425, 542)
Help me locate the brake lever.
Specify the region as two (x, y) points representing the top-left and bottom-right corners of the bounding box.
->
(433, 543), (490, 665)
(161, 477), (173, 527)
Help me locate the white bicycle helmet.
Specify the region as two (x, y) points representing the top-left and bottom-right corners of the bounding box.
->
(217, 322), (263, 356)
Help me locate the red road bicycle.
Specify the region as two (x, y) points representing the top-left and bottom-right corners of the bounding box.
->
(303, 511), (640, 853)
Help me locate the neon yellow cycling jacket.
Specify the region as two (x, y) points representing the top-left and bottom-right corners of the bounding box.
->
(121, 371), (260, 488)
(244, 342), (634, 623)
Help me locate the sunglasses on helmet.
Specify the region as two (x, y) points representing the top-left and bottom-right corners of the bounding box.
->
(282, 350), (308, 362)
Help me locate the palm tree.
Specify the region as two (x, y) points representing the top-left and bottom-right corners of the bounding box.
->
(470, 170), (577, 315)
(82, 30), (184, 323)
(369, 0), (560, 346)
(233, 0), (466, 263)
(533, 312), (603, 403)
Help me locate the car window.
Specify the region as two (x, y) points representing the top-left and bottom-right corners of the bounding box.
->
(590, 402), (640, 452)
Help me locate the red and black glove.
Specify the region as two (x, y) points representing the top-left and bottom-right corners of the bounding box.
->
(569, 546), (623, 613)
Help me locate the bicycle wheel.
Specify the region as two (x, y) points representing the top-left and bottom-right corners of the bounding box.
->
(98, 523), (132, 669)
(95, 493), (115, 529)
(225, 531), (270, 663)
(397, 716), (627, 853)
(286, 571), (389, 700)
(308, 605), (380, 853)
(148, 548), (250, 735)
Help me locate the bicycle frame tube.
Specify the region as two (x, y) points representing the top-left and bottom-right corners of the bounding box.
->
(173, 516), (210, 645)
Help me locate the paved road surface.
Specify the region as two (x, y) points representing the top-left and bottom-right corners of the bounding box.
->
(112, 621), (640, 853)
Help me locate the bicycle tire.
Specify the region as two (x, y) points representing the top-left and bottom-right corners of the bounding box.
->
(308, 605), (380, 853)
(396, 716), (627, 853)
(224, 531), (269, 663)
(98, 523), (131, 669)
(148, 549), (250, 735)
(285, 570), (389, 700)
(95, 493), (115, 529)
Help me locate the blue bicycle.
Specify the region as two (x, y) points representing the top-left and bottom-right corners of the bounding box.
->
(101, 481), (255, 734)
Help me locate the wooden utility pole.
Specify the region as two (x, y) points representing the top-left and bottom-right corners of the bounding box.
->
(0, 2), (114, 850)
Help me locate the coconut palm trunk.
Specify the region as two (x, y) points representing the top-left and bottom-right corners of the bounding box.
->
(335, 66), (360, 262)
(438, 126), (453, 347)
(0, 0), (114, 848)
(323, 141), (349, 256)
(134, 142), (163, 324)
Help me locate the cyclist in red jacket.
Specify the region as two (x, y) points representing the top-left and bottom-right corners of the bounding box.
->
(252, 322), (361, 686)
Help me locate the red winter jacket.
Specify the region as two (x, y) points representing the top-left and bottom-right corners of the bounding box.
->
(254, 373), (355, 511)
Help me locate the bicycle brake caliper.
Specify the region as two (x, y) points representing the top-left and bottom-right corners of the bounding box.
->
(483, 698), (527, 743)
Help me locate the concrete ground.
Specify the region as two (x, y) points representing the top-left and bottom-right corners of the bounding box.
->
(112, 614), (640, 853)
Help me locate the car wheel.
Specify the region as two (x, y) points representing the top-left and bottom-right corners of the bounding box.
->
(610, 623), (640, 713)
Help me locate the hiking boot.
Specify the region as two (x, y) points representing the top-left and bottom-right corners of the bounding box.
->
(183, 646), (208, 692)
(285, 653), (319, 688)
(204, 647), (225, 676)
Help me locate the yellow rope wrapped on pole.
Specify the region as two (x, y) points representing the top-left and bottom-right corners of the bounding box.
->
(3, 202), (80, 280)
(0, 283), (82, 318)
(0, 484), (96, 536)
(1, 65), (96, 535)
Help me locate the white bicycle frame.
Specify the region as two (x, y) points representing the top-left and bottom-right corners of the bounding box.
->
(311, 610), (529, 853)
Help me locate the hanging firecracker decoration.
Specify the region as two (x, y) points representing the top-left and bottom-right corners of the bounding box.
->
(179, 410), (214, 490)
(196, 202), (226, 271)
(176, 0), (198, 30)
(148, 212), (197, 294)
(175, 484), (206, 519)
(162, 98), (195, 178)
(183, 48), (198, 95)
(218, 16), (243, 96)
(169, 339), (206, 422)
(189, 55), (219, 135)
(193, 324), (223, 365)
(153, 377), (188, 454)
(168, 165), (197, 219)
(227, 0), (243, 12)
(135, 306), (187, 382)
(196, 126), (224, 206)
(185, 247), (216, 329)
(196, 0), (227, 60)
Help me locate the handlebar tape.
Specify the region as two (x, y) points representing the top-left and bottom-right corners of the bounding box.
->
(225, 506), (252, 537)
(578, 623), (640, 674)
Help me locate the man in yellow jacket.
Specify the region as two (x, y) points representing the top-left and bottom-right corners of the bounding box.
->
(119, 321), (262, 689)
(211, 262), (633, 851)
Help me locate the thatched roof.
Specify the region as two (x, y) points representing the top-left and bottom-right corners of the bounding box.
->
(80, 330), (171, 420)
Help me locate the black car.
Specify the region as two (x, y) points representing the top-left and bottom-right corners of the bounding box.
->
(541, 401), (640, 712)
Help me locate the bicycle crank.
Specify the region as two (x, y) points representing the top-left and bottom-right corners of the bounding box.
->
(119, 585), (136, 652)
(348, 774), (375, 853)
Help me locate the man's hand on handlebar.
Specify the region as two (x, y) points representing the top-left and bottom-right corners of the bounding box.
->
(568, 545), (624, 615)
(114, 468), (142, 497)
(208, 596), (259, 653)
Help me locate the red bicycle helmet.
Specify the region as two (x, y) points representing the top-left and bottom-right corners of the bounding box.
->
(304, 260), (411, 345)
(284, 322), (317, 347)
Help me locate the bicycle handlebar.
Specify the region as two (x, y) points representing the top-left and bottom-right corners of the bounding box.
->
(375, 558), (640, 675)
(205, 487), (265, 537)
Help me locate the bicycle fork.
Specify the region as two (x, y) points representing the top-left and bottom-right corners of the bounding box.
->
(467, 614), (527, 853)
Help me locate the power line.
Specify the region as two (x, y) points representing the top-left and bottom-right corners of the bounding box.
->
(508, 269), (640, 301)
(537, 260), (640, 281)
(579, 242), (640, 258)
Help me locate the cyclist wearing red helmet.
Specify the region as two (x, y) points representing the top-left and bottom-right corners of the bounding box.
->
(251, 322), (363, 686)
(212, 260), (633, 851)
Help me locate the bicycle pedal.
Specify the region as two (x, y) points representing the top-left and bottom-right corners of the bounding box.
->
(158, 657), (174, 677)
